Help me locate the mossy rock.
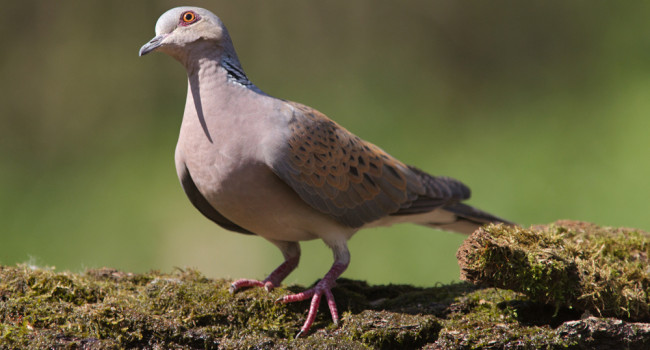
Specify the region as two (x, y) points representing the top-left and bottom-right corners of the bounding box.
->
(0, 266), (451, 349)
(2, 221), (650, 349)
(458, 220), (650, 321)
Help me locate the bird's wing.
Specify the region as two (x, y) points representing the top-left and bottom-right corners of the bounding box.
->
(270, 102), (468, 228)
(178, 163), (254, 235)
(391, 166), (471, 215)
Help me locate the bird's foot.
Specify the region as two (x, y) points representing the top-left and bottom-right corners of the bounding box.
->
(229, 278), (277, 293)
(277, 262), (346, 338)
(229, 255), (300, 294)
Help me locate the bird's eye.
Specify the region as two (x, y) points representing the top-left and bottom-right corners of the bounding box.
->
(181, 11), (197, 24)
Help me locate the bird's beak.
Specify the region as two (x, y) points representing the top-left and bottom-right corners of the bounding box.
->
(139, 34), (167, 56)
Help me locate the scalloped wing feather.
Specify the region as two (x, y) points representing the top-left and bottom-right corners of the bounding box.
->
(271, 102), (427, 228)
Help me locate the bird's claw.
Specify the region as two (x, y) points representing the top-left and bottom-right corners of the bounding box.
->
(229, 279), (274, 294)
(277, 282), (340, 338)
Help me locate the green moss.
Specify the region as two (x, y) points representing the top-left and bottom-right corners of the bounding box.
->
(342, 310), (440, 349)
(0, 265), (503, 348)
(436, 288), (574, 349)
(2, 224), (649, 350)
(458, 220), (650, 321)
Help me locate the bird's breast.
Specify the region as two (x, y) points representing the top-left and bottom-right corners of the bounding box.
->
(174, 110), (351, 242)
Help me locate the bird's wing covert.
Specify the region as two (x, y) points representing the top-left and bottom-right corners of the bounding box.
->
(270, 102), (426, 227)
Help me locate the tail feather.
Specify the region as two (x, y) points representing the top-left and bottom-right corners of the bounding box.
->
(427, 203), (514, 234)
(380, 165), (514, 234)
(443, 202), (513, 226)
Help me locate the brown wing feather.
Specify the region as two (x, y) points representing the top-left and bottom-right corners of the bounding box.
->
(271, 102), (425, 227)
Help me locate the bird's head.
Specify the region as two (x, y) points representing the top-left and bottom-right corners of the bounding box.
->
(139, 7), (230, 63)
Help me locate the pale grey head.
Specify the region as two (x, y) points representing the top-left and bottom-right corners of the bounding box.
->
(139, 7), (234, 64)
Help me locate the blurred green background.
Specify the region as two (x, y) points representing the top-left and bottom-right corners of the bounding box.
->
(1, 1), (649, 287)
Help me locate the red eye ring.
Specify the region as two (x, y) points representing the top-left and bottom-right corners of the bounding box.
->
(180, 11), (198, 25)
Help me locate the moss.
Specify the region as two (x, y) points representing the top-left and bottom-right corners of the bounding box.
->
(342, 310), (440, 349)
(2, 221), (650, 349)
(458, 220), (650, 321)
(435, 288), (573, 349)
(0, 265), (576, 349)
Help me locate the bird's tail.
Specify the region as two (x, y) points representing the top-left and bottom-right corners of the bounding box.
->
(425, 203), (514, 235)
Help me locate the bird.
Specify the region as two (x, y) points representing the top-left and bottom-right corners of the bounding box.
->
(139, 6), (512, 337)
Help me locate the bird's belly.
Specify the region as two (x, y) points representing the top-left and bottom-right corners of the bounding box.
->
(181, 151), (351, 242)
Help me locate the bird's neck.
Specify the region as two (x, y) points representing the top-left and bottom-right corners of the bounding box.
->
(221, 56), (264, 94)
(184, 44), (263, 95)
(181, 46), (266, 143)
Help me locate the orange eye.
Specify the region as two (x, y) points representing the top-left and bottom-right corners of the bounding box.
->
(181, 11), (197, 24)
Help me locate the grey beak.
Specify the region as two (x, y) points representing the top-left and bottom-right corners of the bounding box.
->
(139, 34), (166, 56)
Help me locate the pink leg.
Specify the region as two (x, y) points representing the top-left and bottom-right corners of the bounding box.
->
(229, 240), (300, 293)
(278, 244), (350, 338)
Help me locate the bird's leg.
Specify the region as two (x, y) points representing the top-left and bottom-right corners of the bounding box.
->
(277, 242), (350, 338)
(230, 240), (300, 293)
